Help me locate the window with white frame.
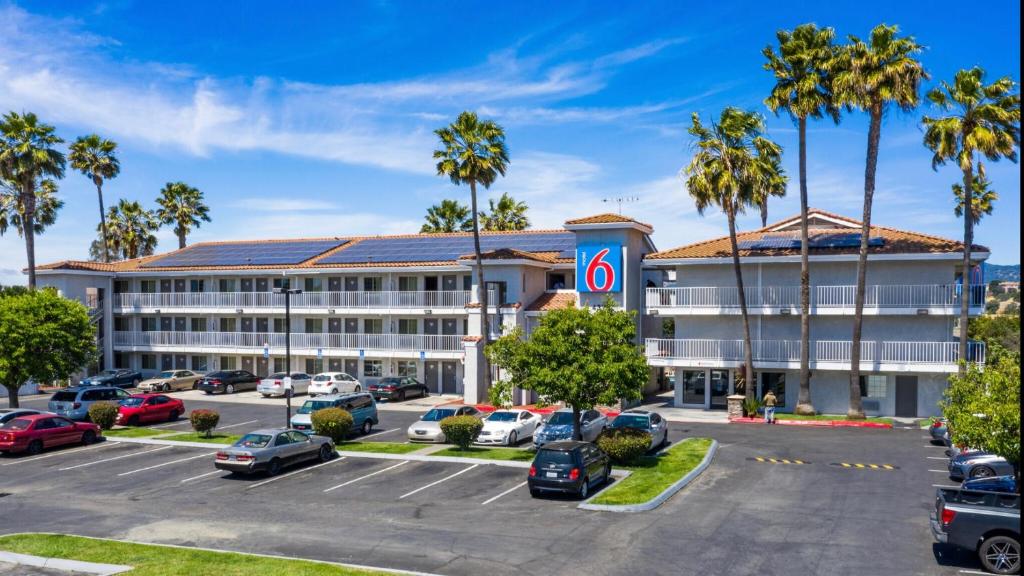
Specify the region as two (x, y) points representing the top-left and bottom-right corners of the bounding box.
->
(364, 360), (383, 377)
(304, 277), (323, 292)
(191, 356), (208, 372)
(364, 318), (383, 334)
(140, 280), (157, 293)
(219, 318), (236, 332)
(220, 356), (237, 370)
(273, 358), (287, 373)
(305, 318), (323, 333)
(397, 361), (417, 377)
(398, 319), (417, 334)
(218, 278), (237, 292)
(859, 375), (887, 398)
(273, 318), (288, 333)
(140, 317), (157, 332)
(363, 277), (382, 291)
(190, 318), (207, 332)
(398, 276), (418, 291)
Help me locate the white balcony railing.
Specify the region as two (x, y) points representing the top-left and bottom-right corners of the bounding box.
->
(645, 286), (801, 309)
(114, 290), (479, 311)
(113, 331), (463, 352)
(646, 284), (986, 312)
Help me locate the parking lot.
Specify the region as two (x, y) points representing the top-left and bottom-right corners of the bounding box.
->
(0, 392), (996, 576)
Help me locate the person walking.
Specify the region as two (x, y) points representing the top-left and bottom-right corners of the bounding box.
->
(763, 389), (777, 424)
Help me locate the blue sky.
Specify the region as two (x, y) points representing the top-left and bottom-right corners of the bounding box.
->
(0, 0), (1020, 284)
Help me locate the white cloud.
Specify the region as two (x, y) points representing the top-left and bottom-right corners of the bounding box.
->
(228, 198), (340, 212)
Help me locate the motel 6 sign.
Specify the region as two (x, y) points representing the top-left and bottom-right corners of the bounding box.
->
(575, 243), (622, 293)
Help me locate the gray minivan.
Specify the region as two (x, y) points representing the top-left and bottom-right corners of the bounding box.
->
(289, 392), (379, 436)
(49, 387), (132, 421)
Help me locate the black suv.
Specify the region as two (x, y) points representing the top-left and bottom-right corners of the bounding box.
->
(528, 440), (611, 499)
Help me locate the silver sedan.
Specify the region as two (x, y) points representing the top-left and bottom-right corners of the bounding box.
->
(407, 406), (483, 443)
(214, 428), (334, 476)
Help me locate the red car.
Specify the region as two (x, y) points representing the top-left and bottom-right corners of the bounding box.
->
(0, 414), (101, 455)
(116, 394), (185, 426)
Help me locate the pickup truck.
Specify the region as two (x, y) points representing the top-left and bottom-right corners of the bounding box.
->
(931, 487), (1020, 574)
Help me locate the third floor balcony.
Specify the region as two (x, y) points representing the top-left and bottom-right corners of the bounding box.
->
(113, 290), (487, 314)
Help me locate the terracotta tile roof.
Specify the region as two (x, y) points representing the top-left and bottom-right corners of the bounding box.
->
(462, 335), (483, 342)
(526, 291), (577, 312)
(564, 213), (653, 228)
(458, 248), (558, 263)
(646, 209), (988, 260)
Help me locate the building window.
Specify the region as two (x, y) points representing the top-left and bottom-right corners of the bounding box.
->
(364, 360), (383, 378)
(219, 318), (236, 332)
(140, 317), (157, 332)
(190, 318), (207, 332)
(304, 277), (323, 292)
(398, 319), (417, 334)
(761, 373), (786, 407)
(141, 354), (156, 370)
(273, 358), (287, 373)
(397, 361), (417, 377)
(218, 278), (237, 292)
(272, 277), (289, 290)
(190, 279), (205, 293)
(398, 276), (418, 291)
(463, 275), (472, 291)
(363, 277), (382, 292)
(273, 318), (288, 333)
(859, 375), (887, 398)
(220, 356), (236, 370)
(547, 273), (567, 290)
(113, 280), (130, 294)
(305, 318), (323, 333)
(485, 281), (506, 305)
(305, 358), (324, 374)
(364, 319), (383, 334)
(140, 280), (157, 293)
(191, 356), (208, 372)
(681, 370), (705, 405)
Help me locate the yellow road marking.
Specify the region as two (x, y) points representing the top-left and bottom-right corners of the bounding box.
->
(795, 460), (804, 465)
(855, 463), (865, 468)
(841, 463), (851, 468)
(756, 457), (765, 462)
(882, 464), (894, 470)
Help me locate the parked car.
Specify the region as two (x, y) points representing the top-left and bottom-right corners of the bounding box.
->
(290, 392), (378, 435)
(0, 408), (51, 425)
(80, 369), (143, 389)
(369, 377), (430, 402)
(196, 370), (260, 395)
(257, 372), (313, 398)
(0, 413), (101, 455)
(533, 408), (607, 449)
(929, 418), (949, 445)
(476, 409), (543, 446)
(962, 475), (1018, 494)
(407, 405), (483, 443)
(115, 394), (185, 426)
(528, 441), (611, 499)
(309, 372), (362, 396)
(949, 452), (1016, 481)
(48, 386), (131, 421)
(608, 409), (668, 450)
(932, 486), (1020, 574)
(138, 370), (203, 392)
(214, 428), (334, 476)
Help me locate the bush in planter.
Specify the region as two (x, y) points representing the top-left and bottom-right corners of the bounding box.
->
(87, 401), (118, 430)
(596, 427), (652, 465)
(440, 415), (483, 450)
(742, 397), (763, 418)
(311, 407), (353, 443)
(189, 409), (220, 438)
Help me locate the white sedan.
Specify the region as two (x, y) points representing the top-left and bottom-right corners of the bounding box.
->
(309, 372), (362, 396)
(475, 409), (543, 446)
(257, 372), (312, 397)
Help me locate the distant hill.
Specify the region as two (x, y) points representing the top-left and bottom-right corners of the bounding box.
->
(986, 264), (1020, 282)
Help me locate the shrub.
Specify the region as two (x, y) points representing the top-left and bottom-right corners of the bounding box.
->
(311, 407), (353, 443)
(87, 401), (118, 430)
(596, 427), (652, 464)
(440, 415), (483, 450)
(742, 397), (762, 418)
(189, 409), (220, 438)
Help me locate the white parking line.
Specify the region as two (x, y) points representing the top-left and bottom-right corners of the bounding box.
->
(180, 469), (224, 484)
(58, 446), (172, 471)
(399, 464), (479, 499)
(928, 469), (949, 473)
(117, 452), (218, 476)
(360, 428), (399, 440)
(148, 420), (193, 429)
(215, 420), (259, 430)
(927, 456), (947, 460)
(0, 441), (120, 466)
(247, 456), (347, 489)
(323, 460), (408, 493)
(959, 570), (992, 575)
(481, 481), (528, 505)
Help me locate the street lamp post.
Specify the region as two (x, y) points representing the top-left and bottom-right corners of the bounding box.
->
(274, 283), (302, 427)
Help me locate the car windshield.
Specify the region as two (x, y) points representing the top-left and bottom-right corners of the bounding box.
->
(1, 418), (31, 431)
(313, 375), (332, 382)
(421, 408), (456, 422)
(611, 415), (649, 429)
(298, 400), (335, 415)
(546, 412), (574, 426)
(487, 412), (519, 422)
(234, 434), (272, 448)
(536, 449), (574, 465)
(52, 391), (78, 402)
(157, 371), (175, 378)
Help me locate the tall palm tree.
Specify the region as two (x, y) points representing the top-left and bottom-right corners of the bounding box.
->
(830, 24), (927, 418)
(922, 67), (1020, 365)
(0, 112), (66, 288)
(434, 111), (510, 388)
(953, 168), (998, 225)
(0, 178), (63, 237)
(155, 181), (211, 249)
(685, 108), (786, 400)
(104, 199), (159, 260)
(763, 23), (840, 416)
(69, 134), (120, 262)
(480, 192), (530, 231)
(421, 199), (473, 233)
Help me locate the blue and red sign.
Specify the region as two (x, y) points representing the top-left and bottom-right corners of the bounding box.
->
(576, 243), (622, 293)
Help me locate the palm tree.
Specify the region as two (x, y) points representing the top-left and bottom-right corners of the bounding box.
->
(480, 192), (530, 231)
(922, 67), (1020, 365)
(69, 134), (120, 262)
(0, 112), (66, 288)
(155, 181), (211, 249)
(434, 111), (510, 388)
(421, 199), (473, 233)
(763, 23), (840, 416)
(830, 24), (927, 418)
(104, 199), (159, 260)
(0, 178), (63, 237)
(953, 168), (998, 225)
(684, 108), (786, 400)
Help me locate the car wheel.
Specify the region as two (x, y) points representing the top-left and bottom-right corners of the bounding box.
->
(361, 420), (373, 435)
(507, 431), (518, 446)
(354, 386), (361, 392)
(204, 390), (212, 395)
(397, 391), (406, 402)
(578, 478), (589, 500)
(971, 465), (996, 479)
(132, 379), (141, 388)
(421, 387), (428, 398)
(331, 389), (338, 395)
(226, 384), (235, 394)
(260, 394), (270, 399)
(979, 535), (1021, 575)
(168, 410), (179, 422)
(319, 444), (333, 462)
(81, 430), (96, 445)
(266, 458), (282, 476)
(26, 440), (43, 455)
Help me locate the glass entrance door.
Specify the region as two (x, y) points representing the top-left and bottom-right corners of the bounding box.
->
(709, 369), (730, 409)
(680, 370), (706, 405)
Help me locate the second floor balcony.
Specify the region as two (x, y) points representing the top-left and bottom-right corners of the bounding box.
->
(113, 290), (484, 314)
(113, 330), (464, 357)
(646, 284), (986, 316)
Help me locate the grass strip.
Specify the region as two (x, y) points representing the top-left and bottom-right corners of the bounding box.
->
(102, 427), (171, 438)
(591, 437), (712, 506)
(0, 534), (392, 576)
(161, 432), (242, 444)
(336, 441), (424, 454)
(771, 413), (893, 425)
(431, 446), (535, 461)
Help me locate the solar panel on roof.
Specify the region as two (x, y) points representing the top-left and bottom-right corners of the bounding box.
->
(808, 234), (884, 248)
(141, 239), (347, 268)
(318, 232), (576, 265)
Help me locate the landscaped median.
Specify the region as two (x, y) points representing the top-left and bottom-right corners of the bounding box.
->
(580, 437), (716, 512)
(0, 534), (412, 575)
(431, 446), (535, 462)
(730, 413), (893, 428)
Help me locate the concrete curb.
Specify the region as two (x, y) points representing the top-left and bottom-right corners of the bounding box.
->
(106, 437), (230, 449)
(577, 439), (718, 513)
(728, 417), (893, 429)
(0, 550), (132, 575)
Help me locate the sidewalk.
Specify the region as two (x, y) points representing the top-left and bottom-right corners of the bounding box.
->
(169, 390), (459, 412)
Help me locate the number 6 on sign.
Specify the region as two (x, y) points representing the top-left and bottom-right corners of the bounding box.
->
(575, 243), (622, 293)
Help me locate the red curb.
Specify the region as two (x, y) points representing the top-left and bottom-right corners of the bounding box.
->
(728, 417), (892, 429)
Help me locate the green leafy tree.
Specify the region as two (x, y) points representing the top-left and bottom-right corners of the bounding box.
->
(480, 192), (530, 231)
(155, 181), (211, 249)
(420, 199), (473, 233)
(830, 24), (927, 417)
(102, 199), (160, 260)
(684, 107), (786, 399)
(923, 67), (1020, 365)
(969, 314), (1020, 363)
(764, 23), (840, 415)
(0, 288), (97, 408)
(485, 301), (649, 441)
(434, 111), (510, 387)
(0, 112), (66, 288)
(941, 357), (1020, 471)
(953, 169), (997, 225)
(69, 134), (120, 262)
(1, 178), (63, 237)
